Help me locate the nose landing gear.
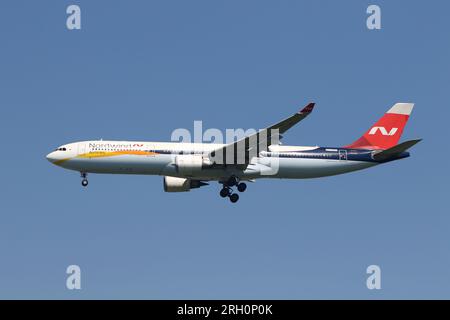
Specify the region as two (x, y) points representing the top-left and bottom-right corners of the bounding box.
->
(80, 172), (88, 187)
(220, 177), (247, 203)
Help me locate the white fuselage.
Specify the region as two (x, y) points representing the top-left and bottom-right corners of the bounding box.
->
(46, 140), (377, 181)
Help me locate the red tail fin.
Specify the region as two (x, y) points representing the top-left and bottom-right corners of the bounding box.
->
(345, 103), (414, 150)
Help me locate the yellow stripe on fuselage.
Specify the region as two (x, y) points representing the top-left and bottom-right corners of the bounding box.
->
(52, 150), (159, 166)
(77, 150), (159, 158)
(53, 158), (72, 165)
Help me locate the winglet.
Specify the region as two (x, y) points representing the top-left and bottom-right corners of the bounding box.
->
(299, 102), (315, 114)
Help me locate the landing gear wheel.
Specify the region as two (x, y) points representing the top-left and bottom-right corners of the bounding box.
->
(229, 193), (239, 203)
(237, 182), (247, 192)
(81, 179), (88, 187)
(220, 188), (230, 198)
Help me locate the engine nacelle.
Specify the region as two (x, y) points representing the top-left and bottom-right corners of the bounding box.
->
(163, 176), (207, 192)
(175, 155), (211, 176)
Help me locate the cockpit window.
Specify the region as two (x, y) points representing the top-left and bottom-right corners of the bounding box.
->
(55, 147), (67, 151)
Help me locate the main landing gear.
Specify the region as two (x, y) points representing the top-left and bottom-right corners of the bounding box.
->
(80, 172), (88, 187)
(219, 176), (247, 203)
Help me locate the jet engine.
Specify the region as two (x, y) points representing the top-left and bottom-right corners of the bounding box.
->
(163, 176), (208, 192)
(175, 155), (212, 176)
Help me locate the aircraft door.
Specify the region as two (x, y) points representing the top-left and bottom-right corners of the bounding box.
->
(339, 149), (347, 160)
(78, 143), (86, 156)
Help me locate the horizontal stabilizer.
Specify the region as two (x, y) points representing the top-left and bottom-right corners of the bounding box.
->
(372, 139), (422, 161)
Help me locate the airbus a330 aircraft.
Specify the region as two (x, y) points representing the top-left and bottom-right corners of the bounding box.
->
(46, 102), (420, 203)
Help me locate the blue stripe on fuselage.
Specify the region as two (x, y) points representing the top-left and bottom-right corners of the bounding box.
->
(138, 147), (409, 163)
(263, 147), (410, 163)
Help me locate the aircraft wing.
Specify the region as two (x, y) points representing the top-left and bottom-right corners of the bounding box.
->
(208, 102), (315, 166)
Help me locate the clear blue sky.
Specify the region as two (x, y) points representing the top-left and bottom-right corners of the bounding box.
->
(0, 0), (448, 299)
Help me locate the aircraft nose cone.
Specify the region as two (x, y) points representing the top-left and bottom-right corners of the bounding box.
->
(46, 152), (56, 163)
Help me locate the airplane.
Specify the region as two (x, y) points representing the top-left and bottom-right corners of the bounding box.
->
(46, 102), (420, 203)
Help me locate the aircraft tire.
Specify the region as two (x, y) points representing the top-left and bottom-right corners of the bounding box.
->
(229, 193), (239, 203)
